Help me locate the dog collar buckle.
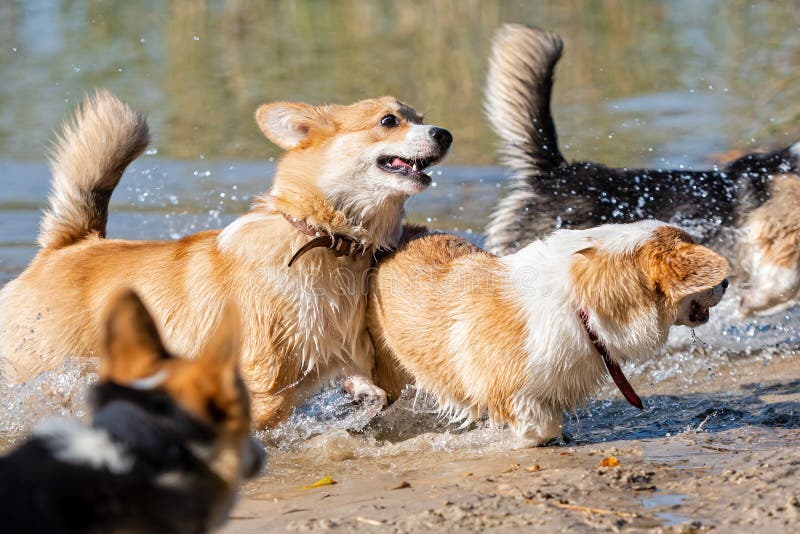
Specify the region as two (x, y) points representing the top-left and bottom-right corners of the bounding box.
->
(283, 213), (365, 267)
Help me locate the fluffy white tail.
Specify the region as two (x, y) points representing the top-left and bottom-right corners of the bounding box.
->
(38, 90), (149, 249)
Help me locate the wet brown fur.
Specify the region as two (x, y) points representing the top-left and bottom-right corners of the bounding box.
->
(370, 225), (729, 437)
(0, 93), (444, 429)
(369, 233), (531, 423)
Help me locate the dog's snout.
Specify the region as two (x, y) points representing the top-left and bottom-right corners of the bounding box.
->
(243, 436), (266, 479)
(721, 278), (729, 290)
(428, 127), (453, 149)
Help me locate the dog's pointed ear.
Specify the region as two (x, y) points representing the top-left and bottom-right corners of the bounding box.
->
(197, 303), (242, 386)
(663, 244), (730, 299)
(255, 102), (330, 150)
(99, 289), (169, 383)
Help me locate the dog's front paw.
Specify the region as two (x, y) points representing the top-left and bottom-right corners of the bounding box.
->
(520, 433), (561, 447)
(342, 376), (388, 407)
(513, 411), (564, 447)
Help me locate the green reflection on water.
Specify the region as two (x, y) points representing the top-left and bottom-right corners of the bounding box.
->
(1, 0), (798, 165)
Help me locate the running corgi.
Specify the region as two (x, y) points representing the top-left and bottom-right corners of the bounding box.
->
(369, 222), (729, 444)
(0, 90), (452, 427)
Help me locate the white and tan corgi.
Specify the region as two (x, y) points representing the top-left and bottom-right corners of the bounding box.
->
(738, 174), (800, 315)
(0, 90), (452, 427)
(0, 289), (264, 532)
(369, 221), (729, 444)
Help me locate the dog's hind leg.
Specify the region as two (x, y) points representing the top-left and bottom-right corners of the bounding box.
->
(250, 390), (297, 429)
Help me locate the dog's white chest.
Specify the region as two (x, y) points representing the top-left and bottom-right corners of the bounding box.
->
(258, 254), (370, 367)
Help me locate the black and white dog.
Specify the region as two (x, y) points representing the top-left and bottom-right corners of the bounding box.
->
(0, 290), (264, 533)
(484, 24), (800, 315)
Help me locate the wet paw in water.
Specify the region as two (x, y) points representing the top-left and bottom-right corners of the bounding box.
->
(342, 378), (388, 407)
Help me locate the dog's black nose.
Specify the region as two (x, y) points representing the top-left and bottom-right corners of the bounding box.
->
(722, 279), (729, 289)
(428, 127), (453, 149)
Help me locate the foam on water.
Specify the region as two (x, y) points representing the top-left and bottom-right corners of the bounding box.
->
(260, 386), (523, 458)
(0, 359), (94, 446)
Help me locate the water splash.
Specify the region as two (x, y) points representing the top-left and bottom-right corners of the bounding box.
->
(0, 359), (94, 446)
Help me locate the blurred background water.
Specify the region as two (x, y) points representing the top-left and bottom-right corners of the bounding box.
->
(2, 1), (799, 279)
(1, 0), (799, 449)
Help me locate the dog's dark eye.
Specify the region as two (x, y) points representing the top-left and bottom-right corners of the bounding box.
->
(380, 114), (399, 128)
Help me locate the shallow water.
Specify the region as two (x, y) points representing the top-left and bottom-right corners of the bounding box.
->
(1, 2), (800, 529)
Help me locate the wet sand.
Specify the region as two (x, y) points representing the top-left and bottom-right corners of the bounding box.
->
(223, 354), (800, 533)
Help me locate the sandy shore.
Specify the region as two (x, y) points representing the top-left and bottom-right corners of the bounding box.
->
(222, 354), (800, 533)
(2, 318), (796, 532)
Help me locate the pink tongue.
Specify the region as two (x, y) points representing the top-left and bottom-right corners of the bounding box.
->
(391, 157), (412, 170)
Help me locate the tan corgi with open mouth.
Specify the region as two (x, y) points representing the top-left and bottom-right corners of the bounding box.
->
(0, 90), (452, 427)
(369, 221), (729, 444)
(0, 289), (264, 532)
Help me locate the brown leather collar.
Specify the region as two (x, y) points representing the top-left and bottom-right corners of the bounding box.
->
(578, 309), (644, 410)
(283, 213), (365, 267)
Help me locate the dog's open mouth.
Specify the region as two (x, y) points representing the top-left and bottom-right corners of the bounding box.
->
(689, 300), (710, 325)
(378, 156), (434, 184)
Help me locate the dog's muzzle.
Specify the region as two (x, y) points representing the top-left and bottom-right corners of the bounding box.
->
(428, 127), (453, 151)
(243, 436), (266, 478)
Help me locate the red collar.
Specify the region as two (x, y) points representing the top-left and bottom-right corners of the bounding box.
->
(578, 309), (644, 410)
(283, 214), (365, 267)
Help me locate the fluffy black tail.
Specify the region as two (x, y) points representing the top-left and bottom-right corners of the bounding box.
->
(484, 24), (565, 255)
(484, 23), (565, 177)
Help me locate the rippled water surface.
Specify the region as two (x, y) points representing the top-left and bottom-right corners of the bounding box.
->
(1, 0), (799, 480)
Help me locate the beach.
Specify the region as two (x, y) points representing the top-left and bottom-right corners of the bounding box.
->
(222, 341), (800, 532)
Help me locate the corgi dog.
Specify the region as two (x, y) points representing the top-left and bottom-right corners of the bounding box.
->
(369, 221), (729, 444)
(482, 24), (800, 315)
(0, 289), (264, 533)
(0, 90), (452, 427)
